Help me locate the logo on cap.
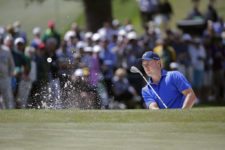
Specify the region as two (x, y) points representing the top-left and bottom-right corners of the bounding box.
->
(141, 51), (160, 61)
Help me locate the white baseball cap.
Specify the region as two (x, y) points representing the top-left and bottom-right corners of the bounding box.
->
(32, 27), (41, 35)
(64, 31), (76, 41)
(93, 45), (102, 53)
(84, 32), (93, 39)
(127, 31), (137, 40)
(76, 41), (87, 49)
(14, 37), (25, 45)
(84, 46), (92, 52)
(92, 33), (101, 41)
(74, 68), (83, 77)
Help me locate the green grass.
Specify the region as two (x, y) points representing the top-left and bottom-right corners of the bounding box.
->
(0, 107), (225, 150)
(77, 0), (225, 34)
(0, 0), (82, 39)
(112, 0), (142, 32)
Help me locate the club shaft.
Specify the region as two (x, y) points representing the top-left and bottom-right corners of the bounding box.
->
(140, 74), (168, 109)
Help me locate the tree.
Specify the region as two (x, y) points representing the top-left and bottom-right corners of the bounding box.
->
(83, 0), (113, 32)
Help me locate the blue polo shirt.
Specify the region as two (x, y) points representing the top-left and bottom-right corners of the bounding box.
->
(142, 70), (191, 109)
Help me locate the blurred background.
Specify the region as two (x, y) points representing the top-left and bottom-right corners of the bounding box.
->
(1, 0), (225, 35)
(0, 0), (224, 109)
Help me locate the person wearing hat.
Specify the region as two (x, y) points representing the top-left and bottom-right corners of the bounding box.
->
(0, 39), (15, 109)
(14, 37), (31, 108)
(42, 20), (61, 49)
(30, 27), (42, 49)
(13, 21), (27, 45)
(112, 68), (141, 109)
(140, 51), (197, 109)
(153, 37), (176, 70)
(3, 36), (24, 102)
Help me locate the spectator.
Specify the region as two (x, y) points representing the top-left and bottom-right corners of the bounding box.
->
(124, 31), (144, 70)
(211, 34), (225, 103)
(84, 32), (93, 46)
(0, 42), (15, 109)
(42, 20), (61, 49)
(153, 37), (176, 70)
(3, 36), (27, 106)
(158, 0), (173, 29)
(186, 0), (204, 20)
(31, 27), (42, 49)
(0, 26), (6, 45)
(70, 22), (82, 40)
(98, 21), (114, 41)
(112, 39), (127, 68)
(176, 34), (192, 80)
(64, 30), (77, 54)
(204, 0), (218, 22)
(112, 68), (141, 109)
(6, 25), (16, 39)
(14, 37), (31, 108)
(89, 45), (102, 86)
(18, 46), (37, 108)
(99, 39), (117, 97)
(90, 45), (109, 108)
(13, 21), (27, 44)
(140, 21), (158, 51)
(138, 0), (160, 27)
(188, 37), (206, 102)
(28, 43), (49, 109)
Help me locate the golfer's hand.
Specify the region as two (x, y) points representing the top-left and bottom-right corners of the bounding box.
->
(149, 102), (159, 110)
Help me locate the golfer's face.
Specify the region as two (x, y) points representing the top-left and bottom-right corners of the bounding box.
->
(142, 60), (159, 75)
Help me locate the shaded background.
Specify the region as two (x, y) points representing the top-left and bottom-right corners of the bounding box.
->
(1, 0), (225, 37)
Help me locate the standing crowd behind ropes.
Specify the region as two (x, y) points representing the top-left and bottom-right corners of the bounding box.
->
(0, 0), (224, 109)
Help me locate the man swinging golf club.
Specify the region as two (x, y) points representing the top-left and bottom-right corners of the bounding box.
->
(133, 51), (196, 109)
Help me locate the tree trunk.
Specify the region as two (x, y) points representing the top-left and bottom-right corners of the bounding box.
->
(83, 0), (113, 32)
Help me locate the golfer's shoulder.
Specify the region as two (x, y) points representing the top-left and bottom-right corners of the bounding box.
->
(166, 70), (183, 77)
(165, 71), (186, 82)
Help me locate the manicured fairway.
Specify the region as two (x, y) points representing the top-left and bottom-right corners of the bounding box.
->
(0, 108), (225, 150)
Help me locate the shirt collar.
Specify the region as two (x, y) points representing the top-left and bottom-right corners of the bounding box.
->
(149, 69), (167, 84)
(161, 69), (167, 77)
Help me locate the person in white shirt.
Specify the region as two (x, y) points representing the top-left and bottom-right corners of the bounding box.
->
(0, 44), (15, 109)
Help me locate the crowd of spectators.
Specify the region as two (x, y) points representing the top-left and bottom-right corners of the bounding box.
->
(0, 0), (224, 109)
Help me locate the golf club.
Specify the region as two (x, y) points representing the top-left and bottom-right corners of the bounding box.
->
(130, 66), (168, 109)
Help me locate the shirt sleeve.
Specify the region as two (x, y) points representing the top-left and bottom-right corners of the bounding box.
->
(141, 86), (156, 108)
(172, 71), (191, 92)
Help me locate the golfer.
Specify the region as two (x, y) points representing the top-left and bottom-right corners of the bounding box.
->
(141, 51), (197, 109)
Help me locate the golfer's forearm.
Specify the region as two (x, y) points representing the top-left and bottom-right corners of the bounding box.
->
(182, 93), (196, 109)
